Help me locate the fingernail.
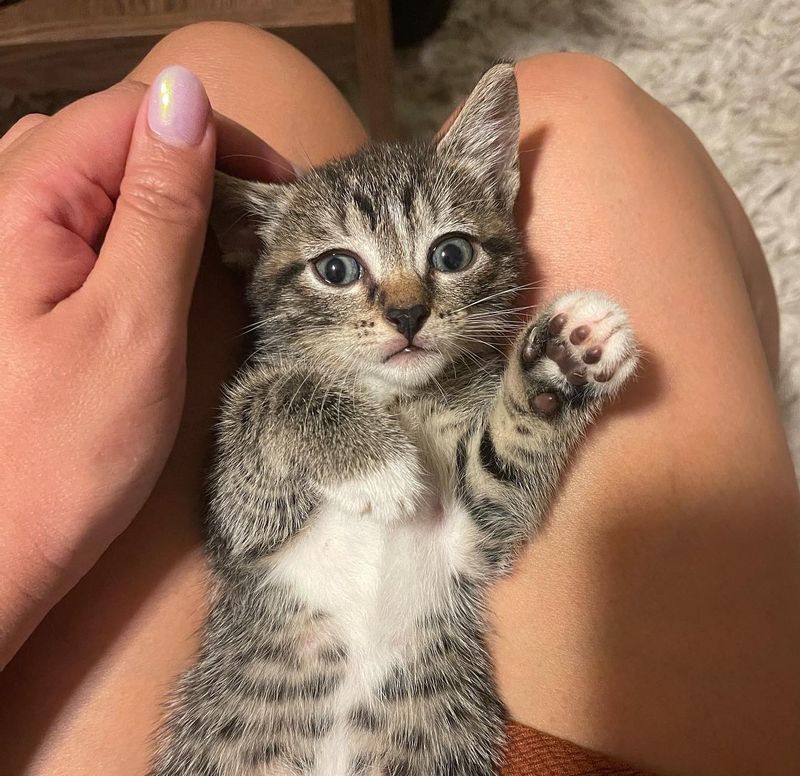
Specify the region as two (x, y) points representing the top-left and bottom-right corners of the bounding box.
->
(148, 65), (209, 146)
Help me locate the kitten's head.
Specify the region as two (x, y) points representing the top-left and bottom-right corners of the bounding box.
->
(213, 64), (523, 394)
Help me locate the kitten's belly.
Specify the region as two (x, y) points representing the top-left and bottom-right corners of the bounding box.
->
(268, 477), (479, 774)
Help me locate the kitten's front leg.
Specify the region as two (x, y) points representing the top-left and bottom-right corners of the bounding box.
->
(206, 362), (422, 565)
(458, 290), (638, 572)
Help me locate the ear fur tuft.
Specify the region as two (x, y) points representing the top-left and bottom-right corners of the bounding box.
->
(210, 171), (287, 270)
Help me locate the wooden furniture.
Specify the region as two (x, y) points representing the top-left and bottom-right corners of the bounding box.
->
(0, 0), (395, 138)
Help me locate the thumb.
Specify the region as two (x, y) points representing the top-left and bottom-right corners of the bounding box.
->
(86, 66), (215, 325)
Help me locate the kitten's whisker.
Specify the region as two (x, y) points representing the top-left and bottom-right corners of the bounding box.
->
(462, 323), (521, 333)
(287, 367), (318, 412)
(339, 359), (364, 426)
(461, 317), (521, 326)
(304, 372), (326, 426)
(216, 209), (253, 241)
(447, 341), (495, 377)
(295, 134), (314, 175)
(518, 144), (546, 155)
(461, 334), (517, 343)
(218, 153), (296, 177)
(452, 333), (507, 358)
(468, 303), (542, 318)
(240, 318), (271, 336)
(319, 372), (341, 422)
(449, 282), (541, 314)
(428, 367), (448, 402)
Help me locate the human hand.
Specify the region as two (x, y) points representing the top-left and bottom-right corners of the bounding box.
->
(0, 66), (294, 664)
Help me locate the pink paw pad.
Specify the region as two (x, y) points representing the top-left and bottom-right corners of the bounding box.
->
(526, 290), (638, 398)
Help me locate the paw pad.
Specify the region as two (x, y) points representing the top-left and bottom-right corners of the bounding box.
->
(569, 325), (590, 345)
(583, 345), (602, 364)
(532, 392), (561, 415)
(548, 313), (568, 335)
(526, 290), (638, 397)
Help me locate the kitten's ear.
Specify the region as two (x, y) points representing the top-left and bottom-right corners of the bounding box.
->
(436, 62), (520, 207)
(211, 171), (288, 269)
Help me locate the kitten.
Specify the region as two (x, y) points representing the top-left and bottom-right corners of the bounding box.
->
(151, 63), (638, 776)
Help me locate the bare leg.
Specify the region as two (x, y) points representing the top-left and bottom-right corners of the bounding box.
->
(490, 54), (800, 776)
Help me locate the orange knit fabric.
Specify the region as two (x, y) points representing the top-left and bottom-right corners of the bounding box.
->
(502, 721), (652, 775)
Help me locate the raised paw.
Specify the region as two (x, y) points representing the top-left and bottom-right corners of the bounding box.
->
(522, 290), (638, 400)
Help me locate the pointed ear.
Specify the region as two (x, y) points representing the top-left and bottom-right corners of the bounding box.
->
(210, 171), (288, 270)
(436, 62), (520, 207)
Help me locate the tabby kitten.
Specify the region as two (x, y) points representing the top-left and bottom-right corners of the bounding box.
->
(151, 63), (638, 776)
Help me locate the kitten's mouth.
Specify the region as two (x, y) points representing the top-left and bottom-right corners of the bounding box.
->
(384, 344), (429, 364)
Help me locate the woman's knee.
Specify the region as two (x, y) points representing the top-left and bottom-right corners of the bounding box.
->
(516, 52), (641, 106)
(514, 52), (701, 177)
(513, 52), (778, 371)
(128, 22), (365, 167)
(132, 22), (302, 81)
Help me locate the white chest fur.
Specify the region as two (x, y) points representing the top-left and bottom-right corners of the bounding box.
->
(267, 460), (479, 775)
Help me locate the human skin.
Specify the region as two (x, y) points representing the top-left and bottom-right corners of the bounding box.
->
(0, 73), (219, 667)
(1, 22), (799, 776)
(0, 67), (295, 668)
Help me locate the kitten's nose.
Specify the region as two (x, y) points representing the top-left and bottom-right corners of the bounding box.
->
(385, 305), (430, 341)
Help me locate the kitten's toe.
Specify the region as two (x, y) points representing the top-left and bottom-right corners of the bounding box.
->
(584, 325), (638, 392)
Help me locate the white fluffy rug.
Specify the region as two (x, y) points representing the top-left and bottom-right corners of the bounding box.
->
(395, 0), (800, 473)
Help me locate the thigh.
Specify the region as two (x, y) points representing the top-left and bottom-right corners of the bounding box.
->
(0, 23), (365, 776)
(490, 54), (800, 776)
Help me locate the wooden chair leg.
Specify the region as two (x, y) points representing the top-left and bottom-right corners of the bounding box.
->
(353, 0), (395, 140)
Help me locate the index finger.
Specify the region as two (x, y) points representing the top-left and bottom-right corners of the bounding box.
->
(0, 113), (48, 156)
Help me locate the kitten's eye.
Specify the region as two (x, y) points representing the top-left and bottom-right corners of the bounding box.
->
(430, 236), (474, 273)
(313, 253), (362, 286)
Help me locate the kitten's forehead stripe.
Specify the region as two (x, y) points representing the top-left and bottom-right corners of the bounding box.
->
(481, 237), (515, 260)
(353, 191), (378, 232)
(401, 183), (415, 222)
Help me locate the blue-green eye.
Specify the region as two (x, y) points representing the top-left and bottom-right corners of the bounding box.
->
(313, 253), (362, 286)
(430, 236), (474, 272)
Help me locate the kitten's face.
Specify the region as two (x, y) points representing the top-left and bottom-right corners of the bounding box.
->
(214, 64), (522, 394)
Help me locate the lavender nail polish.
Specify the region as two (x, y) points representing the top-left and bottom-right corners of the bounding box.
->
(147, 65), (209, 146)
